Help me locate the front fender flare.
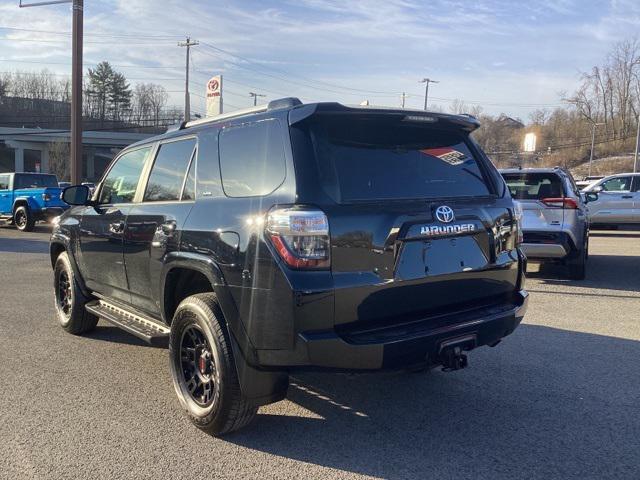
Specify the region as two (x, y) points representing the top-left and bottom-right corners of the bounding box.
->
(50, 232), (91, 297)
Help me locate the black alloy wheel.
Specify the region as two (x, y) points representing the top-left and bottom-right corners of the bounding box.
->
(179, 324), (219, 407)
(56, 269), (73, 318)
(15, 209), (27, 229)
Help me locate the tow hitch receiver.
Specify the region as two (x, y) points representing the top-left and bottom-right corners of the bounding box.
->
(441, 346), (468, 371)
(438, 335), (476, 372)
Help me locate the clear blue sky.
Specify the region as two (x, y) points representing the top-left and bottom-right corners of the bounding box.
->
(0, 0), (639, 119)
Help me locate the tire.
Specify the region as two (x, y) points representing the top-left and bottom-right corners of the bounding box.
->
(567, 243), (587, 280)
(14, 205), (35, 232)
(53, 252), (98, 334)
(169, 293), (257, 436)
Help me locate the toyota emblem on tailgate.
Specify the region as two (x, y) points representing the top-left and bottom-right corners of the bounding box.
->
(435, 205), (455, 223)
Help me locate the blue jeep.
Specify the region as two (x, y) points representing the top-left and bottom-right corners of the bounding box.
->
(0, 172), (69, 231)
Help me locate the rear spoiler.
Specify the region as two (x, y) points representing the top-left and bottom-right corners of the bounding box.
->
(288, 102), (481, 132)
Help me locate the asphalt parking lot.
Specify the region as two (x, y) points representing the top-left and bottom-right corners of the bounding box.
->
(0, 226), (639, 480)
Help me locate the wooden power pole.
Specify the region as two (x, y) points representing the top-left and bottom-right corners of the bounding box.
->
(20, 0), (83, 184)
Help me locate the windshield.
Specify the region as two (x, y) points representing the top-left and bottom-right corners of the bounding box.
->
(14, 174), (58, 189)
(502, 172), (565, 200)
(306, 117), (492, 202)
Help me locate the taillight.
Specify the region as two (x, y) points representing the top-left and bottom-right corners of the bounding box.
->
(266, 207), (330, 269)
(513, 201), (524, 246)
(542, 197), (578, 209)
(42, 193), (51, 202)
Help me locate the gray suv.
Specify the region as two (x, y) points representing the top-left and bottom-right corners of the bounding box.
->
(500, 168), (597, 280)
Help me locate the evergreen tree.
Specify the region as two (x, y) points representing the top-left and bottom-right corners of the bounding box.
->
(109, 72), (132, 121)
(85, 61), (132, 124)
(86, 61), (115, 124)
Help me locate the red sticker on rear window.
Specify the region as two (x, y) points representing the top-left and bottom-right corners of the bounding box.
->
(421, 147), (468, 166)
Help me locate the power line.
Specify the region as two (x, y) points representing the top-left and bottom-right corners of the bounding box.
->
(0, 25), (182, 39)
(0, 58), (183, 70)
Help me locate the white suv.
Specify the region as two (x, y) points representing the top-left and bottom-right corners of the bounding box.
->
(582, 173), (640, 226)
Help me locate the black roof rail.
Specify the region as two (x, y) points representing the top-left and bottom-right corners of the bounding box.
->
(165, 121), (186, 133)
(183, 97), (303, 129)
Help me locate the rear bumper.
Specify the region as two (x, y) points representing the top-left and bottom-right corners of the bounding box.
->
(520, 231), (575, 259)
(520, 243), (568, 258)
(256, 290), (528, 370)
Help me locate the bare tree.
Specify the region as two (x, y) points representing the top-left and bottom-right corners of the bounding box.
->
(48, 140), (70, 181)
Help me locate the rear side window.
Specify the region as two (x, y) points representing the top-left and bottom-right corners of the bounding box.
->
(502, 172), (565, 200)
(14, 174), (57, 189)
(306, 117), (491, 202)
(0, 175), (9, 190)
(219, 119), (286, 197)
(99, 147), (151, 204)
(144, 138), (196, 202)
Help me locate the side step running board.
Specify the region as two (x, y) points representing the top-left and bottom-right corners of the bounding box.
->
(85, 300), (170, 347)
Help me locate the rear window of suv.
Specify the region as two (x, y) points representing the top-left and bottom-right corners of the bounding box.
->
(14, 174), (58, 189)
(502, 172), (565, 200)
(306, 117), (492, 202)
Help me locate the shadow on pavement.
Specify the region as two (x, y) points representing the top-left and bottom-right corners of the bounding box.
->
(0, 238), (50, 254)
(527, 254), (640, 294)
(227, 325), (640, 479)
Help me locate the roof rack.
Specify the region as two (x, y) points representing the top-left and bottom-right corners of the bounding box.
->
(179, 97), (302, 130)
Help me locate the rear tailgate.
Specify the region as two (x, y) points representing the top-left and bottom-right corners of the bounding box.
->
(290, 109), (521, 332)
(502, 172), (565, 233)
(327, 201), (519, 329)
(42, 187), (66, 207)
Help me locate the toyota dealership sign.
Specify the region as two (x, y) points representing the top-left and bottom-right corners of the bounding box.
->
(206, 75), (223, 116)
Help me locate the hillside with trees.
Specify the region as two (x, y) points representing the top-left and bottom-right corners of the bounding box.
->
(471, 38), (640, 175)
(0, 61), (182, 132)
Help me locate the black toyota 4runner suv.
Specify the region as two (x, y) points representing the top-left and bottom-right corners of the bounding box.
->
(51, 98), (528, 435)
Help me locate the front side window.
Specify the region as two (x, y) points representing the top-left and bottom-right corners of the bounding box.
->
(144, 138), (196, 202)
(600, 176), (632, 192)
(219, 119), (286, 198)
(99, 147), (151, 204)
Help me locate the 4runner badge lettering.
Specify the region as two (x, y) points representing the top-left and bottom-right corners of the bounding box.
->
(420, 223), (476, 236)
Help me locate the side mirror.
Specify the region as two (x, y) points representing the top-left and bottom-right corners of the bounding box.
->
(591, 185), (603, 193)
(583, 192), (599, 203)
(62, 185), (91, 206)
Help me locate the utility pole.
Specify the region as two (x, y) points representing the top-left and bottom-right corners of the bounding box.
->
(178, 37), (198, 122)
(249, 92), (266, 106)
(634, 116), (640, 173)
(401, 92), (407, 109)
(20, 0), (83, 184)
(419, 78), (439, 111)
(589, 121), (604, 177)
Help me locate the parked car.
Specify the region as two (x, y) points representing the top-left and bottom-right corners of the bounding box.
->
(0, 172), (68, 231)
(500, 167), (597, 279)
(58, 181), (72, 189)
(51, 98), (528, 435)
(575, 175), (604, 190)
(582, 173), (640, 226)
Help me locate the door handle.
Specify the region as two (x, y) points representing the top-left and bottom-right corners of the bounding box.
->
(109, 221), (125, 234)
(621, 195), (633, 199)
